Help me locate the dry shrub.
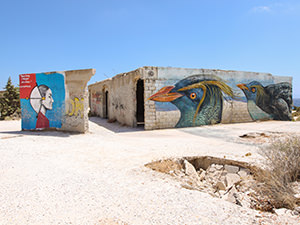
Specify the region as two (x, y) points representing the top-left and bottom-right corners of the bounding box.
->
(252, 136), (300, 211)
(292, 111), (300, 117)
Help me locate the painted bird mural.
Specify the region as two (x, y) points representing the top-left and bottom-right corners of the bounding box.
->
(237, 81), (292, 121)
(148, 75), (234, 128)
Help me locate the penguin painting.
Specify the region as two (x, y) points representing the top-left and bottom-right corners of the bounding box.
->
(237, 81), (292, 121)
(148, 75), (234, 128)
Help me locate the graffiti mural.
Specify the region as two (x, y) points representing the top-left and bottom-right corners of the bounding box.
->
(20, 73), (65, 130)
(92, 92), (101, 104)
(67, 97), (84, 118)
(237, 81), (292, 121)
(148, 75), (234, 128)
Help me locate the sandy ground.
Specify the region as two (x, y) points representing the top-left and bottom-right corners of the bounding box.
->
(1, 118), (300, 225)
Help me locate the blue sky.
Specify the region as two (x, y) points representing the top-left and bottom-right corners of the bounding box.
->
(1, 0), (300, 97)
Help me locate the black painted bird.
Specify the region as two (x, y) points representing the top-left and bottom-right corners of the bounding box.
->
(148, 75), (234, 128)
(237, 81), (292, 121)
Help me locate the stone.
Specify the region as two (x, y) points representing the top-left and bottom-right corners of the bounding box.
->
(215, 164), (224, 170)
(274, 208), (287, 216)
(223, 186), (239, 204)
(198, 170), (206, 181)
(184, 160), (197, 176)
(215, 181), (226, 191)
(225, 173), (241, 188)
(207, 165), (216, 173)
(238, 170), (248, 178)
(293, 206), (300, 215)
(219, 190), (226, 196)
(239, 168), (250, 174)
(224, 165), (239, 173)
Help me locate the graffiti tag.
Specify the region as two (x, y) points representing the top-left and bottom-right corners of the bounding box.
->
(67, 97), (84, 118)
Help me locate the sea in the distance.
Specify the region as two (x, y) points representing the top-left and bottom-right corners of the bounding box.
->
(294, 98), (300, 107)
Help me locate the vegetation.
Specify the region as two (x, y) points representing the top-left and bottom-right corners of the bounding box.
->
(253, 136), (300, 211)
(0, 77), (20, 120)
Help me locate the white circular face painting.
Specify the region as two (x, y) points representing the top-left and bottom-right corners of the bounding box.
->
(29, 85), (54, 129)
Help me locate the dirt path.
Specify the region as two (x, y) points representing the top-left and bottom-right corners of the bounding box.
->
(0, 119), (300, 224)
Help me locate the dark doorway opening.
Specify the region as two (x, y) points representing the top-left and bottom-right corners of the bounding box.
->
(136, 79), (144, 126)
(105, 91), (108, 119)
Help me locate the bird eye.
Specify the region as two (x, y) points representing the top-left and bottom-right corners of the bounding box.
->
(251, 88), (256, 93)
(190, 92), (197, 99)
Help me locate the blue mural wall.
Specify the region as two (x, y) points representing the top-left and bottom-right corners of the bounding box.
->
(20, 73), (65, 130)
(237, 81), (292, 121)
(148, 74), (292, 128)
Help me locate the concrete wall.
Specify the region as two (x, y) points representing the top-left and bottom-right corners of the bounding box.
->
(88, 66), (292, 130)
(20, 69), (95, 133)
(89, 68), (143, 127)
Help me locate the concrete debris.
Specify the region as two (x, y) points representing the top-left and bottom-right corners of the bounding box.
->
(238, 170), (249, 178)
(225, 173), (241, 188)
(215, 181), (226, 191)
(162, 160), (299, 214)
(274, 208), (289, 216)
(183, 160), (198, 177)
(224, 165), (239, 173)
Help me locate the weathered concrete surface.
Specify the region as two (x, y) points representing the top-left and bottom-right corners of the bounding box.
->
(89, 68), (142, 127)
(89, 66), (292, 130)
(0, 119), (300, 224)
(63, 69), (96, 133)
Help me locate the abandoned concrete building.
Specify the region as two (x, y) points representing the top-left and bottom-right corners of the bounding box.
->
(88, 66), (292, 130)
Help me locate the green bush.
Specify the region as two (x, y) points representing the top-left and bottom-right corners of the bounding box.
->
(0, 77), (20, 120)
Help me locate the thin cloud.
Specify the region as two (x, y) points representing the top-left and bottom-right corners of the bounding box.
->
(251, 2), (300, 15)
(251, 6), (272, 13)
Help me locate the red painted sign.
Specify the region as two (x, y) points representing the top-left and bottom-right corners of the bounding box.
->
(19, 73), (36, 99)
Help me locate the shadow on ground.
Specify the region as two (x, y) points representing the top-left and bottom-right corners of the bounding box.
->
(89, 116), (144, 133)
(0, 129), (77, 138)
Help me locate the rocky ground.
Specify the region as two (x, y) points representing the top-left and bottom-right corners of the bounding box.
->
(1, 118), (300, 224)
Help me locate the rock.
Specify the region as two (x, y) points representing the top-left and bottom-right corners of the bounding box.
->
(207, 164), (216, 173)
(223, 186), (240, 205)
(184, 160), (197, 177)
(183, 160), (201, 185)
(224, 165), (239, 173)
(238, 170), (248, 178)
(240, 167), (250, 174)
(215, 164), (224, 170)
(225, 173), (241, 188)
(294, 193), (300, 198)
(198, 170), (206, 181)
(274, 208), (287, 216)
(215, 181), (226, 191)
(293, 206), (300, 215)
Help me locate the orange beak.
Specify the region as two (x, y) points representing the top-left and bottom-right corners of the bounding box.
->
(148, 86), (183, 102)
(237, 83), (249, 91)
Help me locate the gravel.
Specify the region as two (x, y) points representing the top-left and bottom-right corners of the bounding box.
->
(0, 118), (300, 224)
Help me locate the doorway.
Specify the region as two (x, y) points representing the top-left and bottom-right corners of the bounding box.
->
(104, 90), (108, 119)
(136, 79), (144, 126)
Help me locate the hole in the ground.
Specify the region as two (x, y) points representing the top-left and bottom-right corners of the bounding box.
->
(145, 156), (300, 213)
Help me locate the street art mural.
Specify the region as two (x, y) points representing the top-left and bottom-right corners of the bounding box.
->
(148, 74), (293, 128)
(148, 75), (234, 128)
(20, 73), (65, 130)
(67, 97), (84, 118)
(237, 81), (292, 121)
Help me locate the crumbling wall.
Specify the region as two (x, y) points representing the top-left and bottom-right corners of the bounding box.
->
(89, 79), (111, 118)
(20, 69), (95, 133)
(88, 69), (141, 127)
